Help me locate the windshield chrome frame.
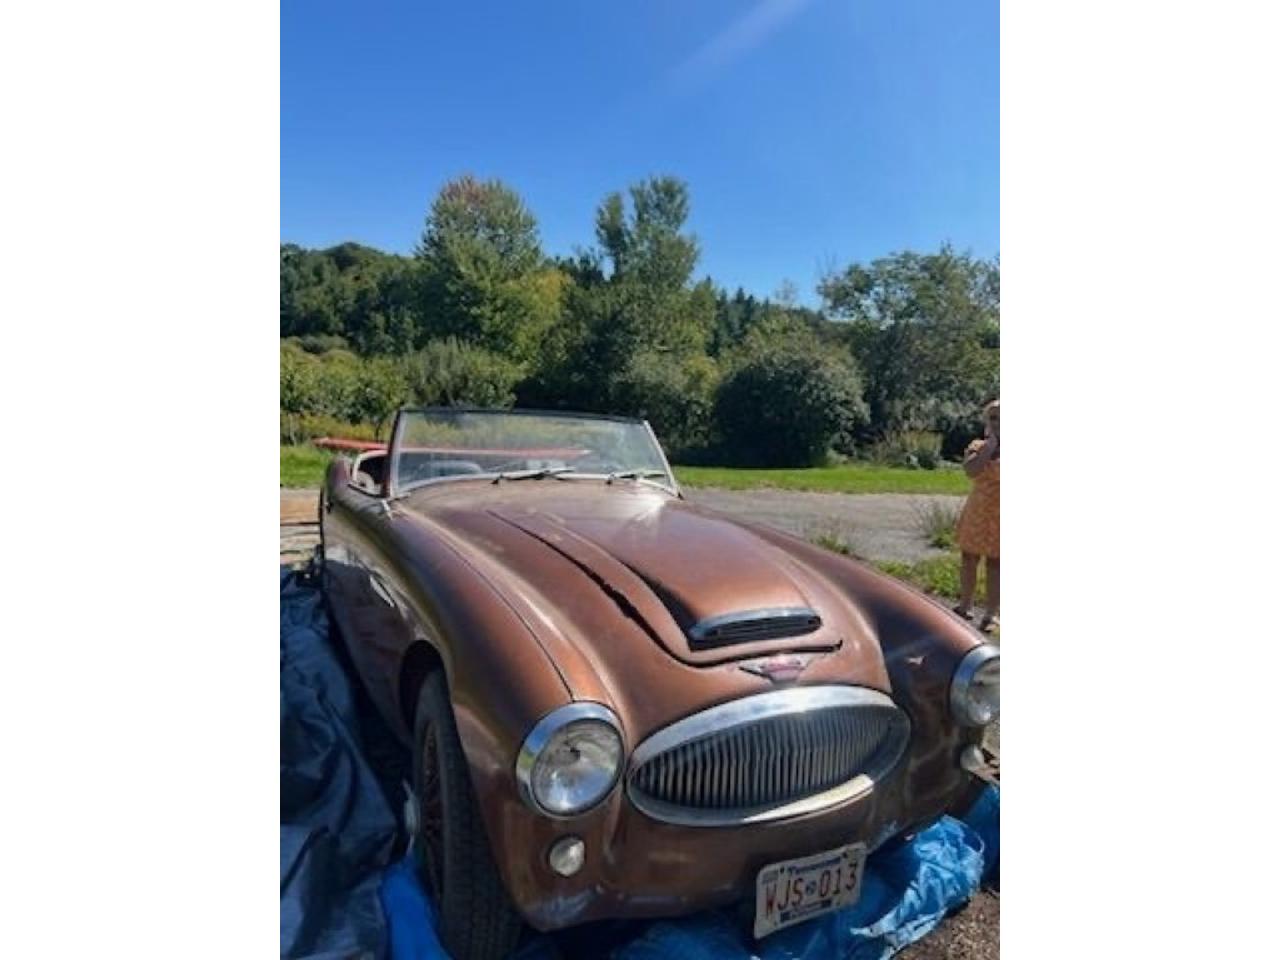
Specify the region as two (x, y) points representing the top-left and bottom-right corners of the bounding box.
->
(385, 407), (681, 499)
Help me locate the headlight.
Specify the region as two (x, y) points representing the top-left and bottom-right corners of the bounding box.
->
(516, 703), (623, 816)
(950, 645), (1000, 726)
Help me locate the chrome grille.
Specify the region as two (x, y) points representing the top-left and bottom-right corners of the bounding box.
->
(628, 687), (909, 826)
(687, 606), (822, 649)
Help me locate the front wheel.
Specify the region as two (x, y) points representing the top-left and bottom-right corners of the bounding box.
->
(412, 671), (524, 960)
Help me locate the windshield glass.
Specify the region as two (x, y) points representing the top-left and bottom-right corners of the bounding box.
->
(390, 409), (673, 493)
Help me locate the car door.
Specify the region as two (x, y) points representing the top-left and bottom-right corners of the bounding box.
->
(323, 462), (411, 734)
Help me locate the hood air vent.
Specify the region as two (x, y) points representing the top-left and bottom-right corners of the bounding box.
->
(687, 606), (822, 650)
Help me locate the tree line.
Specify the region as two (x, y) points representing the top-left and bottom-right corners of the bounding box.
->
(281, 175), (999, 466)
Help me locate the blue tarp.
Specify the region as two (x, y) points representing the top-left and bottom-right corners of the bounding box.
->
(380, 789), (998, 960)
(281, 568), (999, 960)
(281, 569), (401, 959)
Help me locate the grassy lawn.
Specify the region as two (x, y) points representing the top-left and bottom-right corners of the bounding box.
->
(281, 445), (333, 488)
(809, 529), (964, 600)
(673, 464), (968, 495)
(873, 555), (963, 599)
(874, 554), (999, 639)
(282, 446), (968, 497)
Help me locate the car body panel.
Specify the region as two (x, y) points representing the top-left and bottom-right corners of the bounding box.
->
(320, 420), (990, 931)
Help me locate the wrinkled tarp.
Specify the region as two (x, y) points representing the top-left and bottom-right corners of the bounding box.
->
(281, 568), (999, 960)
(379, 786), (997, 960)
(281, 569), (400, 959)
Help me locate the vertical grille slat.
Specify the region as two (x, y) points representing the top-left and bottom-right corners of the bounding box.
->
(779, 719), (790, 801)
(703, 738), (713, 808)
(676, 745), (687, 806)
(629, 692), (910, 824)
(759, 723), (769, 806)
(817, 713), (830, 787)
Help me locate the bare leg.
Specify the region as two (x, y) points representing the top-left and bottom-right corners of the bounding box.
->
(983, 557), (1000, 625)
(957, 552), (979, 615)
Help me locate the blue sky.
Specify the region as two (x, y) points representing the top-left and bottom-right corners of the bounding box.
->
(282, 0), (998, 304)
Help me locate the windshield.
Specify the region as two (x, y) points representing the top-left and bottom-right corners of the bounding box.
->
(390, 409), (674, 494)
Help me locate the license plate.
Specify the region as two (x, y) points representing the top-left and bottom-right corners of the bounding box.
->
(753, 842), (866, 939)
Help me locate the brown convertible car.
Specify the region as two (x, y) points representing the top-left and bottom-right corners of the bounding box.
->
(320, 407), (999, 959)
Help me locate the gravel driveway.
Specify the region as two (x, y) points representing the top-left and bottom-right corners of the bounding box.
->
(684, 488), (964, 563)
(282, 487), (964, 566)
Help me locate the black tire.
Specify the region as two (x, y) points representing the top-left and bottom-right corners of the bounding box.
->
(412, 670), (524, 960)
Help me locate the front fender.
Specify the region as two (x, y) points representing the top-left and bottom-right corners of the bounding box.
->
(378, 508), (583, 920)
(734, 523), (990, 809)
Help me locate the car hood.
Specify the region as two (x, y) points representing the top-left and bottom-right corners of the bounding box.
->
(400, 482), (885, 677)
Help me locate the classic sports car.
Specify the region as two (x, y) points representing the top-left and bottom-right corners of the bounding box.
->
(320, 407), (999, 959)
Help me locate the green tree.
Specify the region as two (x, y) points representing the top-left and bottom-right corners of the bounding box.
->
(711, 287), (762, 356)
(541, 177), (715, 421)
(595, 176), (700, 291)
(280, 242), (423, 354)
(819, 245), (999, 448)
(416, 176), (563, 367)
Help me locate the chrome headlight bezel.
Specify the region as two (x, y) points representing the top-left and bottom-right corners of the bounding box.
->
(949, 644), (1000, 727)
(515, 703), (624, 817)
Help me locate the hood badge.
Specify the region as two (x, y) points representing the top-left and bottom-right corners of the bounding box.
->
(739, 653), (819, 683)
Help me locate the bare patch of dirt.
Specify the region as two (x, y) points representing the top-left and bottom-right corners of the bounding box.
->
(281, 488), (320, 525)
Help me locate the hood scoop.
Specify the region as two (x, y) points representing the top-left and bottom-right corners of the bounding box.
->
(487, 505), (843, 666)
(688, 607), (823, 651)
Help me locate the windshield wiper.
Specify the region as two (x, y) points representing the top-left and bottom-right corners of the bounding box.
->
(492, 466), (576, 484)
(606, 469), (670, 484)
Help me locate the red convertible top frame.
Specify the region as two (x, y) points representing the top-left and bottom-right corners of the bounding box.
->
(312, 436), (592, 458)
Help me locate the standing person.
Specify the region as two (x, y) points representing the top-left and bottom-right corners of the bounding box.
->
(954, 400), (1000, 631)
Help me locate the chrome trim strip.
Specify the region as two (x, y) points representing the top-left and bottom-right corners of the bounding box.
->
(641, 418), (681, 497)
(949, 644), (1000, 727)
(687, 606), (822, 644)
(626, 686), (909, 827)
(515, 702), (624, 818)
(393, 470), (679, 500)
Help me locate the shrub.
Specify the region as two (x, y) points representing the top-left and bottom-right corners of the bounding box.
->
(713, 345), (869, 467)
(806, 520), (862, 559)
(403, 338), (520, 409)
(872, 430), (943, 470)
(610, 351), (719, 456)
(288, 334), (351, 355)
(348, 356), (411, 432)
(280, 343), (413, 428)
(309, 352), (361, 418)
(913, 499), (961, 549)
(280, 413), (382, 446)
(280, 345), (320, 416)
